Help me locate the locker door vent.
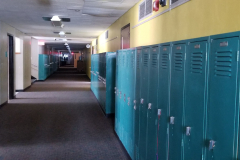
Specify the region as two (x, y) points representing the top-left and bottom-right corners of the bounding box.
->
(161, 53), (168, 69)
(137, 53), (140, 69)
(151, 53), (158, 68)
(174, 52), (183, 71)
(123, 55), (125, 67)
(214, 51), (232, 77)
(131, 55), (135, 68)
(143, 53), (149, 67)
(191, 52), (203, 74)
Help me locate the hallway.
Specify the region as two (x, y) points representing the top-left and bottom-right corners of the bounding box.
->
(0, 69), (130, 160)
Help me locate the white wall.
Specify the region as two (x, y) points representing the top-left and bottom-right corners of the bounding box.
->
(0, 21), (31, 104)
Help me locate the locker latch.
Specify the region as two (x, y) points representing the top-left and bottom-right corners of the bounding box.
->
(209, 140), (216, 150)
(140, 98), (144, 104)
(148, 103), (152, 110)
(170, 116), (175, 124)
(186, 127), (191, 136)
(134, 100), (137, 110)
(158, 109), (162, 117)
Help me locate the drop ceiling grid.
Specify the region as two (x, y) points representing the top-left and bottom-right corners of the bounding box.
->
(0, 0), (138, 44)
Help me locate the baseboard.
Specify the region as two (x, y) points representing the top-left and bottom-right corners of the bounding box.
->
(0, 101), (8, 108)
(15, 85), (31, 92)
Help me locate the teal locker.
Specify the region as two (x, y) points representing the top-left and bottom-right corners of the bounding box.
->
(146, 45), (159, 160)
(206, 32), (240, 160)
(38, 54), (45, 80)
(121, 50), (128, 149)
(184, 37), (209, 160)
(115, 50), (121, 136)
(169, 41), (187, 160)
(157, 43), (171, 160)
(126, 48), (136, 159)
(134, 48), (142, 160)
(139, 46), (150, 160)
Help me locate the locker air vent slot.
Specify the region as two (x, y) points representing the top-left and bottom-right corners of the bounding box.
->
(191, 52), (203, 74)
(174, 52), (183, 71)
(143, 53), (149, 67)
(214, 51), (232, 77)
(137, 53), (140, 69)
(151, 53), (158, 68)
(131, 55), (135, 68)
(161, 53), (168, 69)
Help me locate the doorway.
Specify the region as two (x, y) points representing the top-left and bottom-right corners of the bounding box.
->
(121, 24), (130, 49)
(8, 35), (14, 99)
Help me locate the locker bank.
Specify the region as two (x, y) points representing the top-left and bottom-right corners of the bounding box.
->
(1, 0), (240, 159)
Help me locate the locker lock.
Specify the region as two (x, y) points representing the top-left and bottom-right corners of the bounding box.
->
(186, 127), (191, 136)
(158, 109), (162, 117)
(148, 103), (152, 110)
(170, 116), (175, 124)
(140, 99), (144, 104)
(209, 140), (216, 150)
(114, 87), (117, 90)
(134, 105), (137, 110)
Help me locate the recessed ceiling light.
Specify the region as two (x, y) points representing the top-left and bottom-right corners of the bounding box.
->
(59, 31), (65, 36)
(51, 16), (61, 21)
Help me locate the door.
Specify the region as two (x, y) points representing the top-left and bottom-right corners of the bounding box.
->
(8, 35), (14, 99)
(169, 42), (186, 160)
(184, 38), (209, 160)
(146, 45), (159, 160)
(121, 24), (130, 49)
(206, 35), (239, 160)
(157, 43), (171, 160)
(139, 47), (150, 160)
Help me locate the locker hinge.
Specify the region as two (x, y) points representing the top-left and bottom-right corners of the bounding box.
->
(167, 127), (169, 135)
(184, 53), (186, 61)
(237, 51), (239, 62)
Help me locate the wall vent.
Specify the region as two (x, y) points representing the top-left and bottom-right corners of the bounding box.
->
(139, 0), (152, 21)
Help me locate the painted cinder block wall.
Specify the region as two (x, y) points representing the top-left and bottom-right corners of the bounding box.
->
(86, 0), (240, 78)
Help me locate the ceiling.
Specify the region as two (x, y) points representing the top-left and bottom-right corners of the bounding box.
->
(0, 0), (138, 51)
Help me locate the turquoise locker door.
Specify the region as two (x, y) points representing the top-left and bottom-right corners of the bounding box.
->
(128, 49), (135, 159)
(139, 47), (150, 160)
(206, 35), (239, 160)
(184, 38), (209, 160)
(38, 54), (44, 80)
(146, 45), (159, 160)
(125, 50), (130, 154)
(157, 44), (171, 160)
(134, 48), (142, 160)
(169, 42), (186, 160)
(115, 51), (121, 137)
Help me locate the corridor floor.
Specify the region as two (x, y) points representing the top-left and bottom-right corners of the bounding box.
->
(0, 68), (130, 160)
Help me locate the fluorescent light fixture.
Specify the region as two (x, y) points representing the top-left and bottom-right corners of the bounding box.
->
(64, 43), (68, 45)
(63, 39), (67, 41)
(51, 16), (61, 21)
(59, 31), (65, 36)
(15, 37), (21, 53)
(38, 41), (45, 45)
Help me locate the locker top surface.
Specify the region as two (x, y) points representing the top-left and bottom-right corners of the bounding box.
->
(210, 31), (240, 40)
(172, 39), (188, 45)
(187, 36), (210, 43)
(117, 47), (136, 52)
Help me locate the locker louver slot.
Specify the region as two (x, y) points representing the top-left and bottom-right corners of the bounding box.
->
(152, 53), (158, 68)
(137, 53), (140, 69)
(161, 53), (168, 69)
(214, 51), (232, 77)
(174, 52), (183, 71)
(191, 52), (203, 74)
(131, 54), (135, 68)
(144, 53), (149, 67)
(123, 55), (125, 67)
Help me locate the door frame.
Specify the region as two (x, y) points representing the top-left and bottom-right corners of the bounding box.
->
(120, 23), (130, 49)
(8, 34), (14, 99)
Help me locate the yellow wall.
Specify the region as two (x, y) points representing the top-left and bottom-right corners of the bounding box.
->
(92, 0), (240, 52)
(87, 0), (240, 78)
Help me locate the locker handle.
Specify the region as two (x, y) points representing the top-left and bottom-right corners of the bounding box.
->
(140, 98), (144, 104)
(209, 140), (216, 150)
(170, 116), (175, 124)
(186, 127), (191, 136)
(148, 103), (152, 110)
